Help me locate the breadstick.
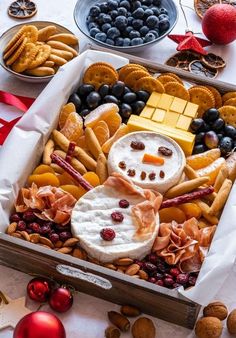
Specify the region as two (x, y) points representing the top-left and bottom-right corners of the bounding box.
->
(42, 139), (55, 165)
(85, 127), (103, 160)
(38, 26), (57, 42)
(48, 54), (67, 66)
(214, 165), (229, 192)
(184, 164), (199, 180)
(209, 179), (232, 215)
(52, 130), (96, 171)
(226, 152), (236, 182)
(96, 153), (108, 184)
(51, 48), (73, 60)
(195, 200), (219, 225)
(165, 176), (210, 199)
(46, 40), (78, 57)
(50, 163), (64, 174)
(53, 150), (87, 175)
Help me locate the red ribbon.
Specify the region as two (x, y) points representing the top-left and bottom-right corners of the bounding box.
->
(0, 90), (35, 145)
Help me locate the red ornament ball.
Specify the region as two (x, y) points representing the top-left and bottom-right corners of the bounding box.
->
(49, 287), (73, 313)
(202, 4), (236, 45)
(27, 277), (51, 302)
(13, 311), (66, 338)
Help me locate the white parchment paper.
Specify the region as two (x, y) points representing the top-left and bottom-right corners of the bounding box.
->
(0, 49), (236, 306)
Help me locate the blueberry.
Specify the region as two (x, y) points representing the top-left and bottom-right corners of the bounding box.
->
(102, 23), (112, 32)
(133, 7), (145, 19)
(151, 6), (161, 16)
(86, 92), (101, 109)
(136, 90), (150, 102)
(99, 2), (109, 13)
(111, 81), (125, 98)
(120, 103), (132, 119)
(115, 15), (128, 30)
(132, 19), (143, 30)
(144, 32), (156, 42)
(110, 10), (118, 19)
(219, 137), (233, 156)
(125, 26), (133, 36)
(129, 30), (140, 39)
(104, 95), (119, 104)
(211, 118), (225, 132)
(123, 37), (131, 46)
(193, 144), (207, 154)
(153, 0), (161, 5)
(131, 100), (145, 114)
(159, 18), (170, 32)
(107, 0), (118, 10)
(141, 5), (149, 10)
(146, 15), (159, 28)
(149, 29), (159, 38)
(120, 0), (130, 9)
(80, 109), (90, 117)
(88, 22), (98, 30)
(95, 32), (107, 42)
(86, 15), (93, 24)
(131, 37), (143, 45)
(97, 13), (105, 25)
(127, 16), (133, 26)
(160, 7), (168, 15)
(90, 27), (100, 37)
(77, 84), (95, 98)
(68, 93), (82, 111)
(106, 38), (115, 45)
(143, 0), (153, 5)
(124, 86), (131, 94)
(117, 7), (127, 16)
(224, 125), (236, 139)
(103, 14), (112, 23)
(190, 118), (205, 133)
(99, 84), (110, 98)
(107, 27), (120, 39)
(123, 92), (137, 104)
(195, 132), (205, 145)
(115, 37), (124, 46)
(140, 26), (149, 37)
(203, 108), (219, 123)
(89, 5), (101, 16)
(143, 9), (154, 19)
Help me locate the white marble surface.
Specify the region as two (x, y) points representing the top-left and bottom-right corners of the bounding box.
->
(0, 0), (236, 337)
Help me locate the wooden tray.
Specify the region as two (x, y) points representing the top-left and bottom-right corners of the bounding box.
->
(0, 45), (235, 329)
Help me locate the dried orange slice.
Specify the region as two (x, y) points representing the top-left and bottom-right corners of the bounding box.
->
(83, 172), (100, 187)
(93, 121), (110, 146)
(196, 157), (226, 185)
(33, 164), (55, 175)
(104, 112), (122, 136)
(58, 172), (76, 186)
(186, 148), (221, 170)
(84, 103), (119, 128)
(102, 124), (129, 154)
(58, 102), (76, 129)
(60, 112), (83, 143)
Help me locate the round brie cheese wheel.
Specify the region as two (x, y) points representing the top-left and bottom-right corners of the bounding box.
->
(71, 184), (159, 263)
(108, 131), (186, 194)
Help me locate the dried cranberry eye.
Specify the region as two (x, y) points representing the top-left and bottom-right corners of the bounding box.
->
(100, 228), (116, 241)
(111, 211), (124, 222)
(119, 199), (129, 208)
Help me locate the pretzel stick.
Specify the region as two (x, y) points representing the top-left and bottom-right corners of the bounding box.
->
(209, 179), (232, 215)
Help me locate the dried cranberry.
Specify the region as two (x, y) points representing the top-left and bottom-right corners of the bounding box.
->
(164, 277), (174, 288)
(188, 275), (197, 286)
(40, 224), (52, 235)
(119, 199), (129, 208)
(100, 228), (116, 241)
(164, 273), (172, 279)
(23, 210), (36, 222)
(118, 161), (126, 169)
(25, 228), (33, 234)
(111, 211), (124, 222)
(10, 213), (21, 223)
(148, 172), (156, 181)
(127, 169), (136, 177)
(143, 262), (157, 274)
(176, 273), (189, 285)
(130, 141), (145, 150)
(155, 280), (164, 287)
(155, 273), (164, 280)
(49, 233), (60, 243)
(17, 220), (26, 231)
(148, 277), (156, 283)
(173, 283), (182, 289)
(159, 170), (165, 179)
(55, 224), (70, 232)
(140, 171), (146, 180)
(59, 231), (72, 242)
(158, 146), (173, 156)
(156, 261), (166, 273)
(170, 268), (180, 278)
(28, 222), (41, 233)
(147, 253), (158, 265)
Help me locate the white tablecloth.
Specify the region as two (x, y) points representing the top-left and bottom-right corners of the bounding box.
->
(0, 0), (236, 337)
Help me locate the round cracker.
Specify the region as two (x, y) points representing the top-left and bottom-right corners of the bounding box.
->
(12, 43), (38, 73)
(163, 72), (183, 84)
(83, 64), (118, 90)
(189, 86), (215, 117)
(119, 64), (147, 81)
(27, 44), (51, 69)
(6, 37), (27, 66)
(218, 106), (236, 128)
(222, 91), (236, 103)
(164, 82), (190, 101)
(135, 76), (165, 93)
(3, 26), (26, 53)
(124, 69), (150, 90)
(224, 98), (236, 107)
(191, 85), (219, 107)
(157, 74), (178, 85)
(205, 85), (222, 108)
(22, 25), (38, 43)
(3, 34), (25, 60)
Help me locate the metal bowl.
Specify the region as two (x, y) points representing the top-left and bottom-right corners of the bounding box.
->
(0, 21), (79, 83)
(74, 0), (178, 53)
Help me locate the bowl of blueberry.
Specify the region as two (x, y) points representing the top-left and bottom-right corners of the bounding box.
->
(74, 0), (178, 52)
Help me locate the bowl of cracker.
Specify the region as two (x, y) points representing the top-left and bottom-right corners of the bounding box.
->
(0, 21), (79, 83)
(74, 0), (178, 52)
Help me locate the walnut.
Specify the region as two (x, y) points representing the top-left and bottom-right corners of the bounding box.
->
(227, 309), (236, 334)
(203, 301), (228, 320)
(195, 317), (223, 338)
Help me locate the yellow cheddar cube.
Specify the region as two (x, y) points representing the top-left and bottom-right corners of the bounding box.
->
(140, 106), (155, 119)
(152, 108), (166, 122)
(163, 111), (180, 127)
(170, 97), (187, 114)
(157, 93), (174, 110)
(176, 115), (192, 131)
(127, 115), (195, 155)
(146, 92), (162, 108)
(184, 102), (199, 118)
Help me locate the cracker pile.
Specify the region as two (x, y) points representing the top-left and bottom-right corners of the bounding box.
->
(3, 24), (79, 77)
